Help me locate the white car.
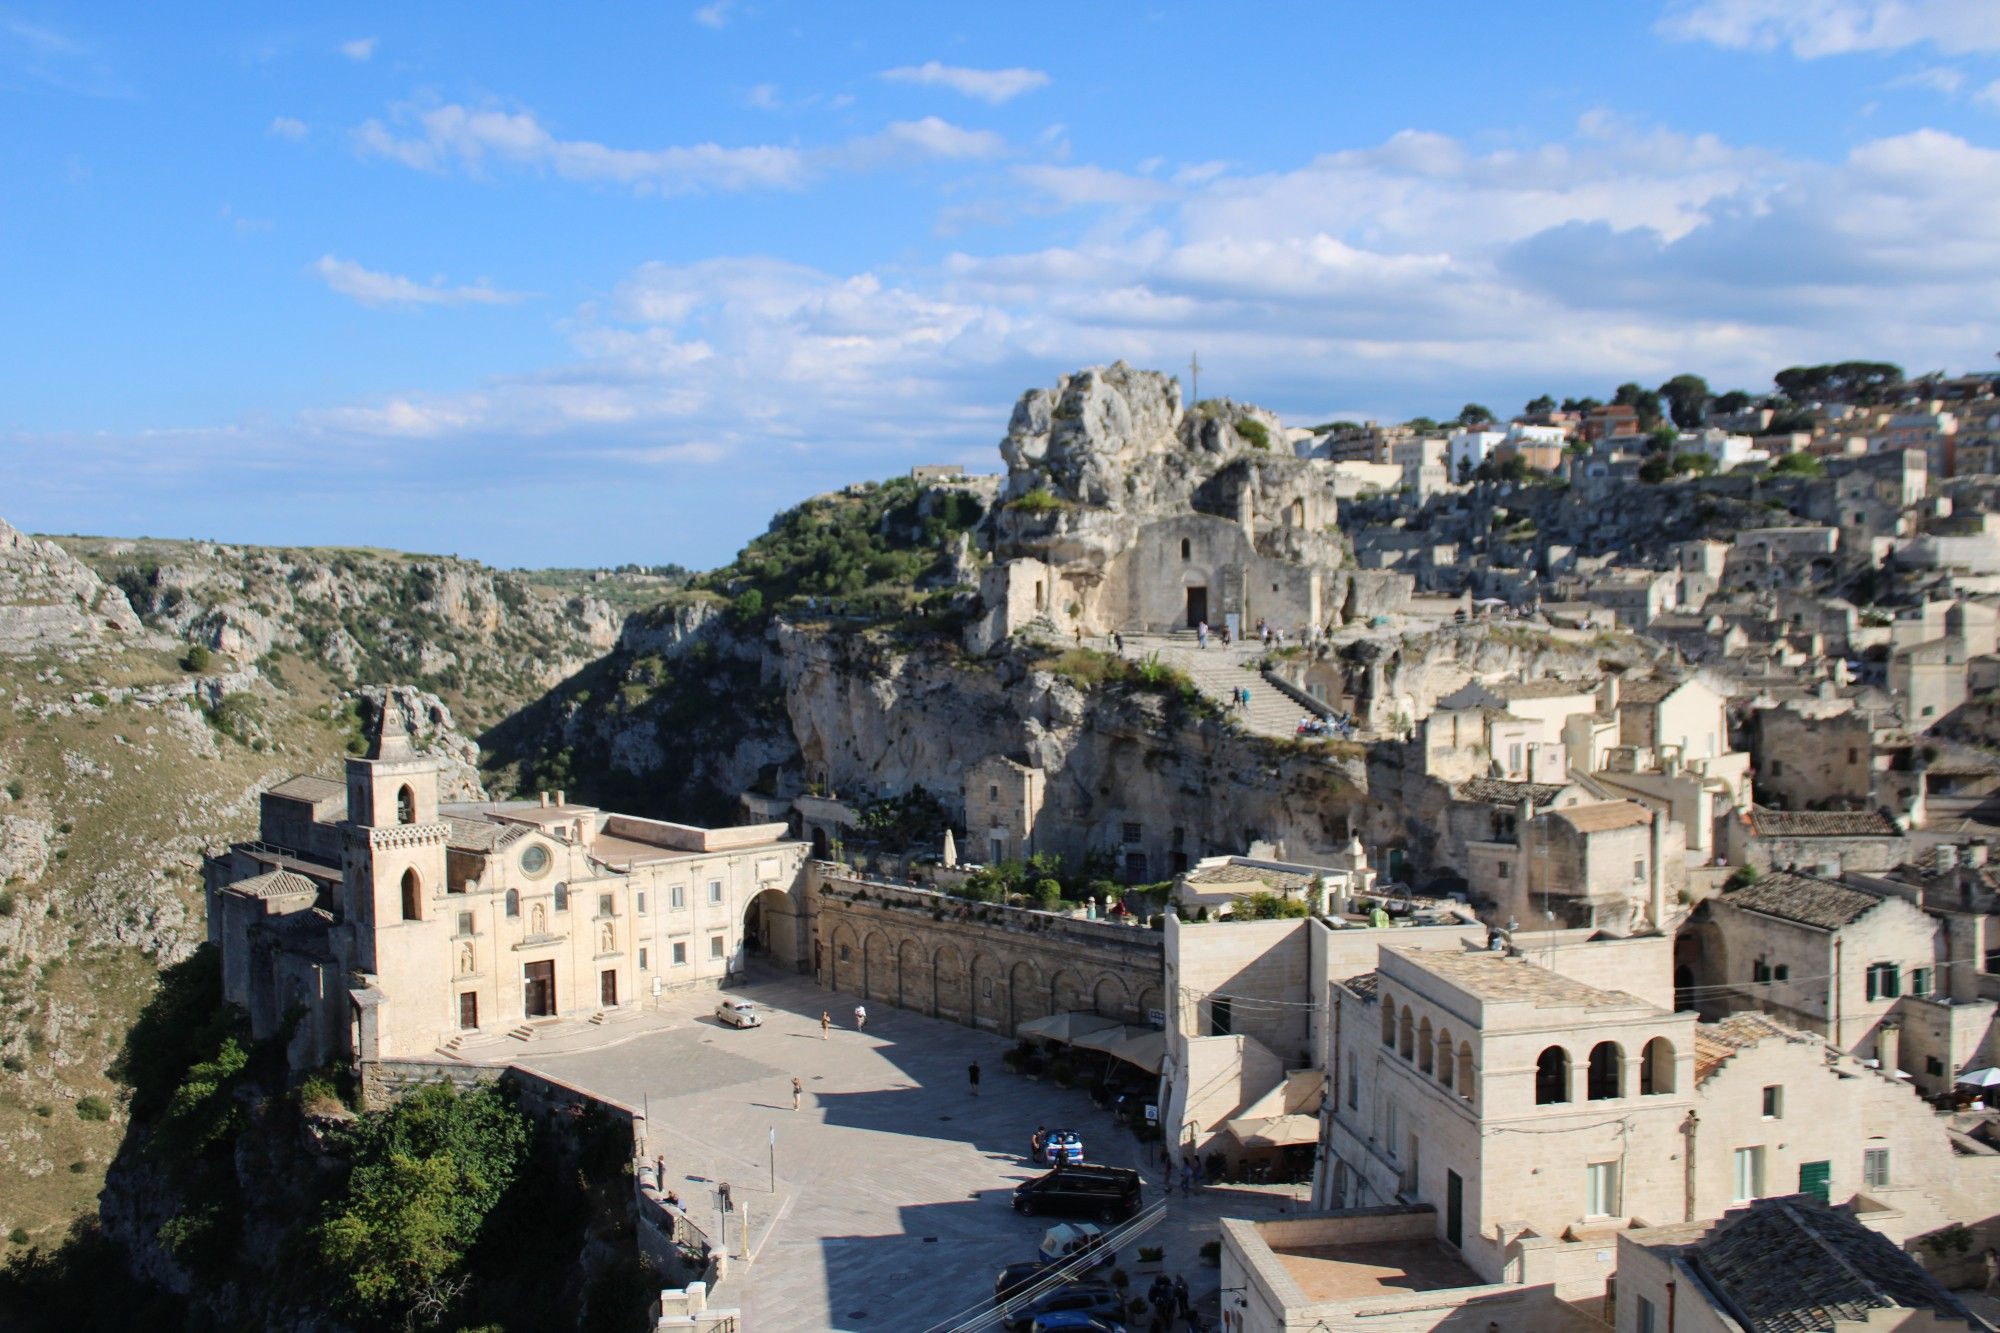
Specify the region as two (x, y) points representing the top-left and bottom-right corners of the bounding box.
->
(715, 998), (761, 1028)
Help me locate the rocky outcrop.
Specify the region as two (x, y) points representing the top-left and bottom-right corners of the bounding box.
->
(0, 516), (146, 653)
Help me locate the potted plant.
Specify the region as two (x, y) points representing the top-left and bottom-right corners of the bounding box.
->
(1200, 1239), (1221, 1265)
(1134, 1245), (1164, 1276)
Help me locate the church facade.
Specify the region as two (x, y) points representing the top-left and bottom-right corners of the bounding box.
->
(205, 705), (808, 1068)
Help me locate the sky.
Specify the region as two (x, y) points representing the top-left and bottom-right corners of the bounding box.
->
(4, 1), (2000, 569)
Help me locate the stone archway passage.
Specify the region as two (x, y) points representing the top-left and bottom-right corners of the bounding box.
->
(744, 886), (803, 970)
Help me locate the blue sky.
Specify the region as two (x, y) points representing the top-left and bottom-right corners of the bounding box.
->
(4, 1), (2000, 568)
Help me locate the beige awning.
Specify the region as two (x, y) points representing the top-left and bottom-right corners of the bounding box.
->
(1104, 1028), (1167, 1073)
(1072, 1023), (1148, 1055)
(1015, 1011), (1123, 1044)
(1223, 1113), (1321, 1148)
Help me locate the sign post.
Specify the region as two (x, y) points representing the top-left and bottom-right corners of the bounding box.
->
(768, 1125), (776, 1195)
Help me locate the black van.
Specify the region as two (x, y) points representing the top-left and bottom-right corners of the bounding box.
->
(1011, 1163), (1142, 1221)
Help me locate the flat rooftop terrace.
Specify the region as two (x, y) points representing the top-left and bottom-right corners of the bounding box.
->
(1273, 1238), (1485, 1302)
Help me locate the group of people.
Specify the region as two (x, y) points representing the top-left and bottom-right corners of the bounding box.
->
(1295, 711), (1356, 739)
(817, 1004), (867, 1038)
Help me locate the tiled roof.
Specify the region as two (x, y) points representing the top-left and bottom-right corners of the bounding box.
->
(266, 774), (344, 803)
(443, 816), (530, 853)
(1552, 801), (1654, 834)
(1344, 971), (1380, 1002)
(1458, 778), (1568, 807)
(1388, 948), (1646, 1010)
(1720, 871), (1884, 931)
(1694, 1013), (1797, 1084)
(226, 869), (317, 899)
(1184, 861), (1317, 892)
(1618, 678), (1683, 705)
(1745, 807), (1900, 838)
(1494, 678), (1597, 700)
(1690, 1194), (1984, 1333)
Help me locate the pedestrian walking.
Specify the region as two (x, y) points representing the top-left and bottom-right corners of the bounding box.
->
(1113, 631), (1125, 653)
(1031, 1125), (1048, 1163)
(1180, 1160), (1195, 1197)
(854, 1003), (867, 1030)
(792, 1076), (802, 1111)
(820, 1009), (830, 1040)
(968, 1060), (981, 1097)
(1986, 1245), (2000, 1293)
(1197, 620), (1208, 649)
(654, 1154), (666, 1191)
(1174, 1274), (1191, 1318)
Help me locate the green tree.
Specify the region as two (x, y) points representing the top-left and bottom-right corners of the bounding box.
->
(180, 644), (213, 673)
(1031, 879), (1062, 910)
(1524, 394), (1556, 416)
(1712, 389), (1754, 415)
(1405, 416), (1440, 434)
(1233, 891), (1311, 920)
(1770, 451), (1825, 477)
(1561, 395), (1603, 413)
(1638, 456), (1671, 485)
(1658, 374), (1710, 429)
(1456, 403), (1494, 425)
(1614, 382), (1664, 428)
(1646, 423), (1682, 453)
(314, 1082), (531, 1325)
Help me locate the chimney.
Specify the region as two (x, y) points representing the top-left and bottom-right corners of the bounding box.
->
(1968, 843), (1990, 869)
(1937, 843), (1960, 874)
(538, 791), (550, 808)
(556, 790), (566, 808)
(1649, 809), (1668, 932)
(1600, 674), (1620, 713)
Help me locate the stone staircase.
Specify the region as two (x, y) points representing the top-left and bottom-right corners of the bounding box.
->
(1116, 632), (1303, 738)
(505, 1023), (535, 1043)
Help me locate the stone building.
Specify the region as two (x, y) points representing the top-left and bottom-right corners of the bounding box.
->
(1725, 807), (1907, 876)
(962, 754), (1047, 867)
(1469, 799), (1686, 933)
(1749, 700), (1877, 809)
(207, 706), (807, 1067)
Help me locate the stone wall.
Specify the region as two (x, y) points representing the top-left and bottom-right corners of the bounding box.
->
(809, 866), (1164, 1035)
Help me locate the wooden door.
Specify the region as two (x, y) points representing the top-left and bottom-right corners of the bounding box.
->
(524, 960), (556, 1018)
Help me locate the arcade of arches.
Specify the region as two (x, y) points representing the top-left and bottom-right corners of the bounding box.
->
(809, 871), (1164, 1036)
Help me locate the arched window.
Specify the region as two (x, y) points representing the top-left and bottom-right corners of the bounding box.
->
(1399, 1010), (1414, 1060)
(1641, 1037), (1676, 1095)
(554, 882), (569, 913)
(504, 889), (520, 919)
(1437, 1027), (1454, 1088)
(1381, 1000), (1396, 1046)
(400, 868), (422, 921)
(1417, 1016), (1434, 1075)
(396, 784), (416, 825)
(1457, 1042), (1475, 1101)
(1180, 538), (1191, 561)
(1587, 1041), (1623, 1100)
(1535, 1046), (1570, 1105)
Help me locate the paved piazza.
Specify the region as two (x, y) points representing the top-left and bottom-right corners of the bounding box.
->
(517, 970), (1301, 1332)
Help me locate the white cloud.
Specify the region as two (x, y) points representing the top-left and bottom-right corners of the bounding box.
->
(745, 83), (781, 110)
(692, 1), (733, 29)
(1658, 0), (2000, 57)
(356, 102), (809, 193)
(356, 100), (1009, 193)
(267, 115), (308, 141)
(309, 256), (528, 309)
(1888, 64), (1966, 92)
(1977, 77), (2000, 107)
(339, 36), (378, 61)
(880, 60), (1050, 104)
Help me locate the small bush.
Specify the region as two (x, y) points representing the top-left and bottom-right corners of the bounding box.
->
(75, 1095), (112, 1122)
(180, 644), (213, 673)
(1236, 417), (1270, 451)
(1200, 1239), (1222, 1263)
(1006, 487), (1066, 515)
(0, 891), (15, 917)
(6, 1227), (26, 1245)
(3, 780), (21, 801)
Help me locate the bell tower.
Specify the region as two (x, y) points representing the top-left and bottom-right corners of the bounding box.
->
(341, 695), (451, 1055)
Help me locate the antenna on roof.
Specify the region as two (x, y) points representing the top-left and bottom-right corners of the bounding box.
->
(1189, 350), (1202, 405)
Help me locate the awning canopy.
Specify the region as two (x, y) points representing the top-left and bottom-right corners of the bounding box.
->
(1105, 1028), (1168, 1073)
(1072, 1023), (1150, 1055)
(1015, 1011), (1122, 1044)
(1223, 1113), (1320, 1149)
(1958, 1066), (2000, 1088)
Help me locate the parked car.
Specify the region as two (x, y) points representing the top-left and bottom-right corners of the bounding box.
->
(1037, 1129), (1084, 1165)
(1036, 1221), (1115, 1271)
(1028, 1313), (1126, 1333)
(995, 1261), (1064, 1302)
(1013, 1165), (1142, 1222)
(714, 998), (761, 1028)
(1000, 1284), (1127, 1333)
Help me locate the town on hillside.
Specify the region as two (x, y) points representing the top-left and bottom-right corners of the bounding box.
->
(184, 359), (2000, 1331)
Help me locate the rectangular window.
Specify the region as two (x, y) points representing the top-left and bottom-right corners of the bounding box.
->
(1774, 965), (1789, 982)
(670, 885), (685, 910)
(1770, 759), (1784, 776)
(1762, 1085), (1783, 1119)
(988, 784), (998, 800)
(636, 891), (646, 915)
(599, 893), (614, 918)
(1912, 968), (1932, 997)
(1864, 1147), (1890, 1189)
(1733, 1146), (1764, 1203)
(1634, 858), (1647, 882)
(1866, 962), (1901, 1000)
(1584, 1161), (1619, 1218)
(709, 934), (725, 959)
(1753, 959), (1769, 984)
(707, 879), (723, 904)
(1122, 821), (1142, 843)
(1345, 1051), (1358, 1110)
(456, 911), (474, 937)
(1636, 1295), (1656, 1333)
(1497, 862), (1510, 880)
(1928, 1056), (1945, 1077)
(672, 941), (687, 966)
(1386, 1100), (1399, 1156)
(1848, 747), (1859, 764)
(1209, 997), (1233, 1037)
